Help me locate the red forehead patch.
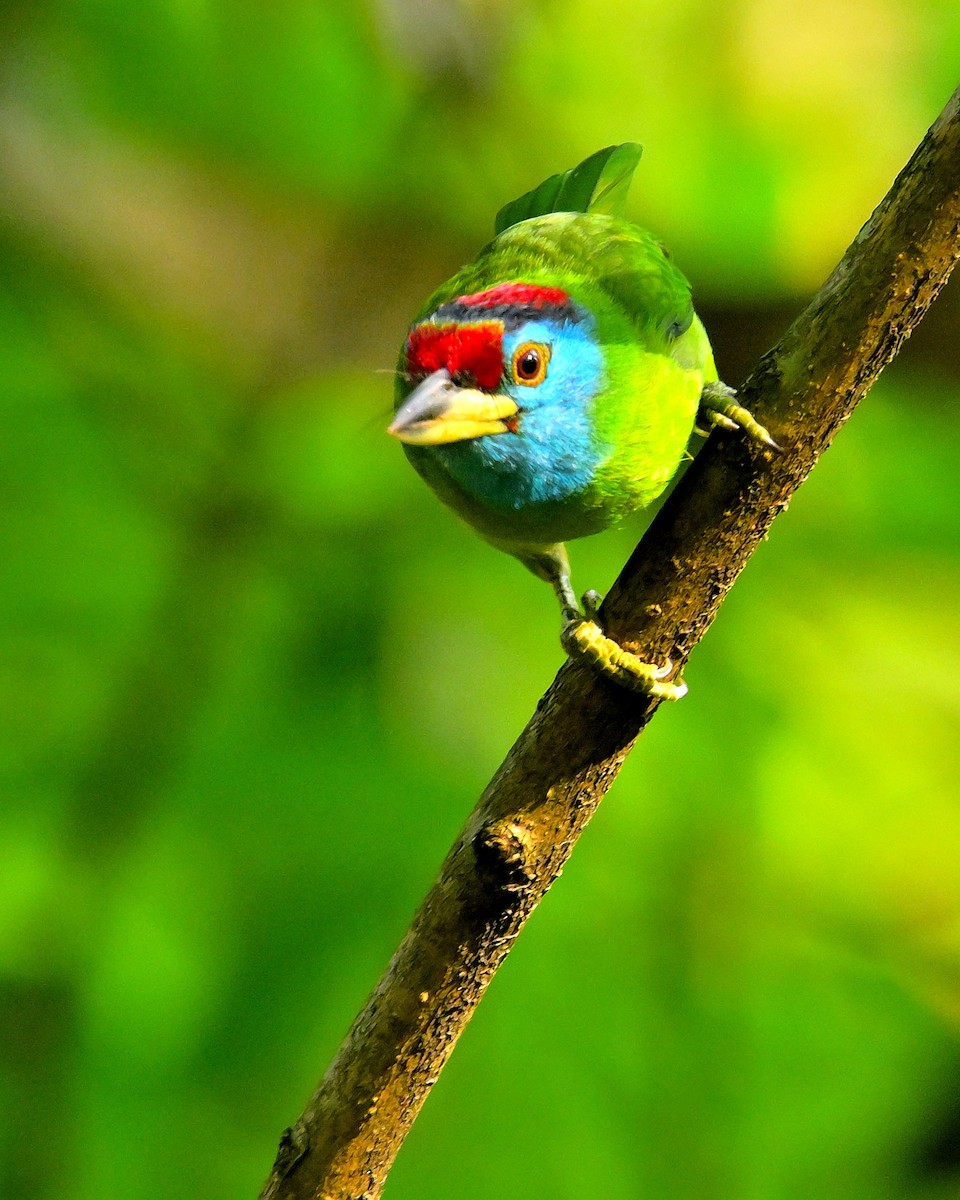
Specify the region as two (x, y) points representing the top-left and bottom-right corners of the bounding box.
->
(405, 321), (504, 391)
(456, 282), (570, 309)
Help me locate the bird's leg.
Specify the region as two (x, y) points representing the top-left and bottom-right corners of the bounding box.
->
(551, 568), (581, 623)
(510, 542), (686, 700)
(554, 574), (687, 702)
(697, 381), (779, 449)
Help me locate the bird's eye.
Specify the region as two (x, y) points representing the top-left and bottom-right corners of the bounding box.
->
(511, 342), (550, 387)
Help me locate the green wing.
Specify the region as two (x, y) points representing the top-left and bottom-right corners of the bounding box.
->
(494, 143), (642, 235)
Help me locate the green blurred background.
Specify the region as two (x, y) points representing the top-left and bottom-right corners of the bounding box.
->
(2, 2), (960, 1197)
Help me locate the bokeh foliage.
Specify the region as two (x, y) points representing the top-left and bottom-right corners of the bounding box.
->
(2, 2), (960, 1197)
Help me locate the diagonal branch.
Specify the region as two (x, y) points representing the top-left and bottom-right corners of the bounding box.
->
(260, 84), (960, 1200)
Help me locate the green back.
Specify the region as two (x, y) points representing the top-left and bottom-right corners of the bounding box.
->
(416, 210), (702, 362)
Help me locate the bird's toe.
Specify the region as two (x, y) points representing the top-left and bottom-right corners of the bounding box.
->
(698, 381), (779, 450)
(560, 614), (687, 701)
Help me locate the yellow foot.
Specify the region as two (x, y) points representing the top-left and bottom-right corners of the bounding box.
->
(697, 381), (779, 449)
(560, 591), (687, 701)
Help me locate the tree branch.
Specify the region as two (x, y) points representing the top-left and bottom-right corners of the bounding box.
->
(259, 85), (960, 1200)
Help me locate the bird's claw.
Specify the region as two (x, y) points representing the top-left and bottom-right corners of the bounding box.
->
(581, 588), (602, 621)
(697, 381), (779, 449)
(560, 594), (687, 701)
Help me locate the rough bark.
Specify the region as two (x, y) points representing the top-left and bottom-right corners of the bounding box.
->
(260, 85), (960, 1200)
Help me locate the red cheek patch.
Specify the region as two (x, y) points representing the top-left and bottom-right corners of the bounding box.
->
(405, 322), (504, 392)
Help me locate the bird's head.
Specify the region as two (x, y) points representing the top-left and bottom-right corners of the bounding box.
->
(389, 283), (608, 510)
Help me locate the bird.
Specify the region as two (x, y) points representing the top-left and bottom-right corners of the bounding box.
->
(389, 145), (774, 699)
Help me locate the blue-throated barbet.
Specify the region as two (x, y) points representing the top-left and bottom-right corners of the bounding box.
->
(389, 145), (774, 699)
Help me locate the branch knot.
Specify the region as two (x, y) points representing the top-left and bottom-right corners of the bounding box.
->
(472, 819), (535, 898)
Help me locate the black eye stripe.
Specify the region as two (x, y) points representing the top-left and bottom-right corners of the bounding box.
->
(433, 300), (585, 329)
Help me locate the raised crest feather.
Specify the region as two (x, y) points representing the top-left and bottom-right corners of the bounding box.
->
(493, 143), (643, 235)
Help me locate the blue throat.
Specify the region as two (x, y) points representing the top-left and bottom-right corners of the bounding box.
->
(429, 316), (607, 512)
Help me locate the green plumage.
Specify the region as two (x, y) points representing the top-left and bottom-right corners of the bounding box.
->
(493, 142), (644, 233)
(405, 209), (716, 542)
(391, 146), (772, 697)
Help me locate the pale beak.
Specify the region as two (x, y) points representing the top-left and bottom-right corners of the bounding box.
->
(388, 368), (519, 446)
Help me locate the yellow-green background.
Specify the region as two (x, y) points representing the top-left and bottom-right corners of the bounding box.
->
(3, 2), (960, 1197)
